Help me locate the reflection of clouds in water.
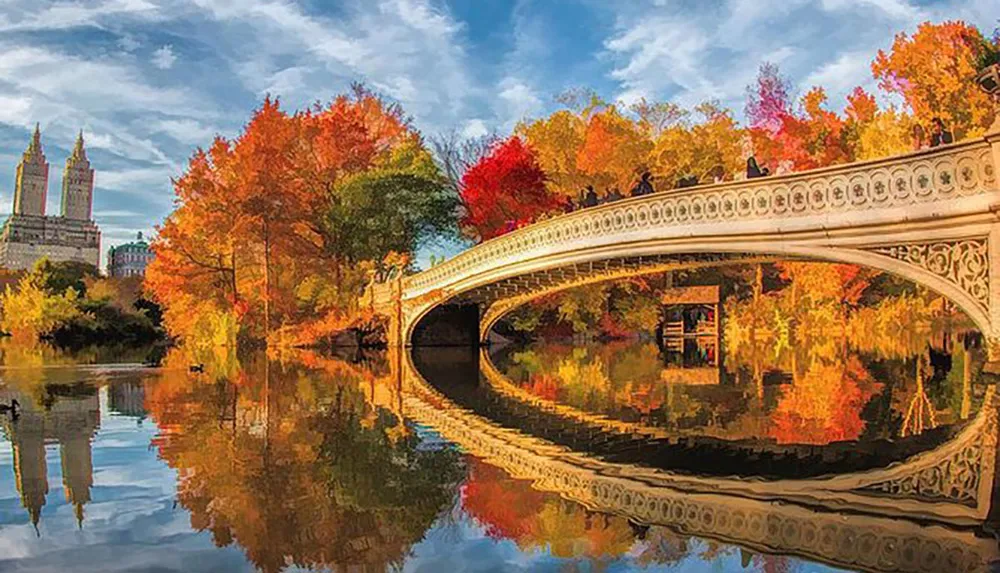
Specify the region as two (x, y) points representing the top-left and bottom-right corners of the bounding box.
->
(406, 506), (853, 573)
(0, 425), (250, 573)
(405, 510), (560, 573)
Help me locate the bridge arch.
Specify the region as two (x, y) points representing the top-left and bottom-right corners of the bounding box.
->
(471, 238), (992, 342)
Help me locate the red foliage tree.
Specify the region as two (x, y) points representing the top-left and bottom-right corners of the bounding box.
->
(459, 136), (558, 241)
(461, 457), (545, 540)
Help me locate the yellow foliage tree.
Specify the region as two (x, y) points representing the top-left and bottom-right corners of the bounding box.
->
(517, 110), (589, 200)
(857, 107), (915, 160)
(0, 278), (81, 339)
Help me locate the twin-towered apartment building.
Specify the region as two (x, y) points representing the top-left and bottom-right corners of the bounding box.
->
(0, 125), (154, 276)
(0, 124), (101, 270)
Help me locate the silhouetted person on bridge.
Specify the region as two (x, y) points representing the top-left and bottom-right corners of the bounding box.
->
(606, 187), (624, 202)
(746, 156), (764, 179)
(929, 117), (953, 148)
(562, 196), (575, 213)
(676, 174), (699, 188)
(631, 171), (655, 197)
(582, 185), (599, 208)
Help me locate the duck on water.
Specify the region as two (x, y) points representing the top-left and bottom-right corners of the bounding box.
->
(0, 399), (19, 417)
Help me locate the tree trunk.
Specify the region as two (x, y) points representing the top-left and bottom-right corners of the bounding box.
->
(231, 250), (239, 303)
(263, 220), (271, 342)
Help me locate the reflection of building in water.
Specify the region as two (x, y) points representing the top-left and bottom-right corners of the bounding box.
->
(109, 381), (147, 421)
(0, 389), (100, 530)
(659, 338), (721, 385)
(658, 286), (720, 367)
(9, 413), (47, 529)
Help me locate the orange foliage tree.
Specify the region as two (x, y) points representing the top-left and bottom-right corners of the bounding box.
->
(575, 105), (652, 192)
(147, 88), (455, 346)
(873, 21), (998, 137)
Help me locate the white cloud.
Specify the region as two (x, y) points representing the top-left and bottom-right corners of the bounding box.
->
(497, 77), (542, 127)
(0, 0), (161, 32)
(148, 118), (217, 145)
(605, 14), (718, 108)
(93, 209), (145, 219)
(802, 50), (877, 100)
(118, 33), (141, 52)
(0, 44), (193, 115)
(97, 166), (177, 194)
(189, 0), (474, 132)
(257, 66), (307, 98)
(151, 44), (176, 70)
(0, 95), (34, 125)
(820, 0), (922, 21)
(461, 118), (488, 139)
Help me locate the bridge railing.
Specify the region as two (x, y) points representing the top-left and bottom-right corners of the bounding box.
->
(397, 136), (998, 301)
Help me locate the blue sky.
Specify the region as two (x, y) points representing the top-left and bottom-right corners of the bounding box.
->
(0, 0), (995, 267)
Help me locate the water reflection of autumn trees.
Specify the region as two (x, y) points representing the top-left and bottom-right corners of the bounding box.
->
(146, 352), (464, 573)
(495, 263), (985, 446)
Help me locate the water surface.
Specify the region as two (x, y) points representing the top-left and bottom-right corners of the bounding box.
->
(0, 294), (997, 573)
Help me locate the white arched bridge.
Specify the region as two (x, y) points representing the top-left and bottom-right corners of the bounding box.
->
(371, 130), (1000, 353)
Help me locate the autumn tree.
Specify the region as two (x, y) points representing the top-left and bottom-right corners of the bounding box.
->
(148, 88), (456, 346)
(856, 105), (915, 160)
(326, 134), (457, 272)
(575, 105), (652, 191)
(459, 136), (557, 241)
(517, 110), (589, 199)
(430, 130), (499, 193)
(873, 21), (997, 137)
(649, 102), (744, 183)
(746, 62), (792, 135)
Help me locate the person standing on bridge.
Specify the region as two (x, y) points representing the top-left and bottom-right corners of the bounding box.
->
(582, 185), (599, 208)
(911, 123), (929, 150)
(707, 165), (725, 184)
(631, 171), (655, 197)
(746, 157), (764, 179)
(929, 117), (954, 148)
(676, 174), (699, 188)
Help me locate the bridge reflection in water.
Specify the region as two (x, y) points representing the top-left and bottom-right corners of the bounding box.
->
(397, 344), (1000, 573)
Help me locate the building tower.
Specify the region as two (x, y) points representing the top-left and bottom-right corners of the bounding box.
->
(60, 130), (94, 221)
(13, 123), (49, 217)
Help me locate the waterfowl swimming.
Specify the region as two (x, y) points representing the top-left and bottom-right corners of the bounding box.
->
(0, 399), (19, 416)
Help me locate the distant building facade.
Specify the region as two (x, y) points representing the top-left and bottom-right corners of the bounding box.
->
(108, 232), (154, 277)
(0, 125), (101, 270)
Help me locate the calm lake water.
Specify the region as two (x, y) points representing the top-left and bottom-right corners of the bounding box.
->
(1, 268), (999, 572)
